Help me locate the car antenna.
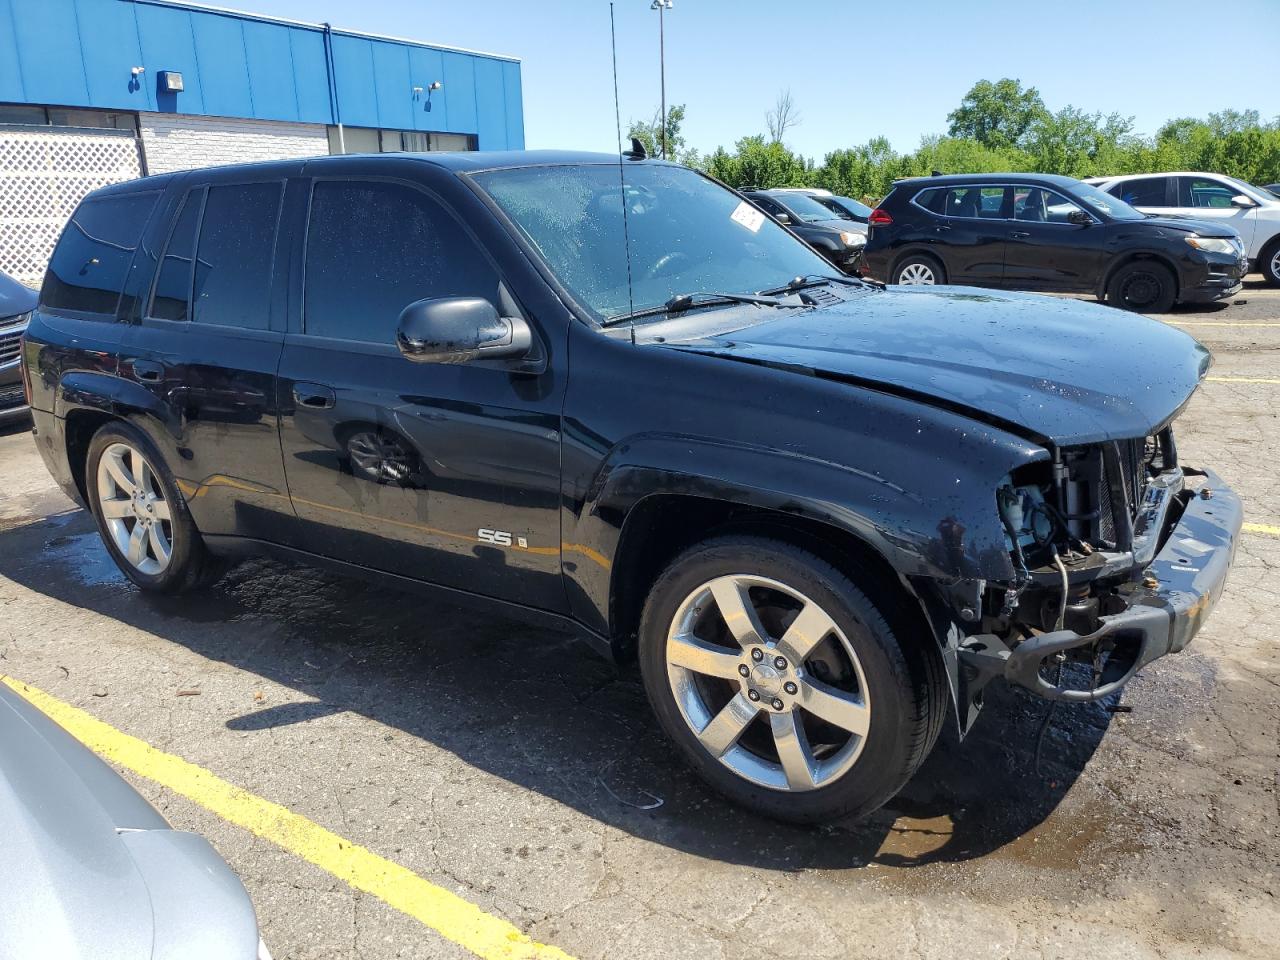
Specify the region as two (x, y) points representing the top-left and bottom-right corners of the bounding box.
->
(609, 2), (635, 323)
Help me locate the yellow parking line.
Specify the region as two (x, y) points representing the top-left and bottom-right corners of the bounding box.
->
(0, 676), (575, 960)
(1205, 376), (1280, 384)
(1245, 522), (1280, 538)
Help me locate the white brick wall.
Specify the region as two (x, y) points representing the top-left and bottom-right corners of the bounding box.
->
(139, 113), (328, 174)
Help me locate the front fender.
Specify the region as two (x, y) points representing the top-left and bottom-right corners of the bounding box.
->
(563, 430), (1044, 637)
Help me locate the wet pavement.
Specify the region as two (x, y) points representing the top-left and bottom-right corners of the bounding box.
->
(1, 280), (1278, 959)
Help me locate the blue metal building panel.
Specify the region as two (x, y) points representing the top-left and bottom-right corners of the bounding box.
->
(192, 13), (254, 118)
(72, 0), (147, 110)
(371, 40), (413, 131)
(407, 46), (446, 133)
(440, 51), (477, 136)
(134, 3), (205, 113)
(502, 60), (524, 150)
(242, 20), (301, 122)
(10, 0), (90, 108)
(473, 57), (506, 150)
(0, 0), (522, 140)
(287, 27), (331, 124)
(329, 33), (378, 128)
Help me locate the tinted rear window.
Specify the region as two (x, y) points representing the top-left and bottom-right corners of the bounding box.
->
(150, 190), (201, 322)
(1109, 177), (1168, 207)
(42, 192), (158, 316)
(191, 182), (282, 330)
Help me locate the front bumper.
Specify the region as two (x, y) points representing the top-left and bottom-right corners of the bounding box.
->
(0, 361), (27, 424)
(961, 468), (1242, 702)
(1179, 253), (1248, 303)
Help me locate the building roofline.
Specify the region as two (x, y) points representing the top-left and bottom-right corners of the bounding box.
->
(132, 0), (522, 63)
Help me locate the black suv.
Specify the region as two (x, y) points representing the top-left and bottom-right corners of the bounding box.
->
(740, 188), (865, 271)
(23, 152), (1241, 824)
(862, 173), (1248, 311)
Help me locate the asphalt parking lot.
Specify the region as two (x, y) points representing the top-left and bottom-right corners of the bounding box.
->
(2, 280), (1278, 960)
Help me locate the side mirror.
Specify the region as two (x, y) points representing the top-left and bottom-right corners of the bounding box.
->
(774, 212), (792, 225)
(1230, 194), (1256, 209)
(396, 297), (532, 364)
(1067, 209), (1093, 226)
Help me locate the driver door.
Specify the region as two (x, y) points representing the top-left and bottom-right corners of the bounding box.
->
(275, 172), (567, 612)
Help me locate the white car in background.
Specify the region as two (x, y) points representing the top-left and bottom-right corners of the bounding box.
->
(1085, 172), (1280, 285)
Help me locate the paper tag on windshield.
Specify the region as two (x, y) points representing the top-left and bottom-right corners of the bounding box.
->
(730, 201), (765, 233)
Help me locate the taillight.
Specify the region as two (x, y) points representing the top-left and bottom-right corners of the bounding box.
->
(868, 208), (893, 226)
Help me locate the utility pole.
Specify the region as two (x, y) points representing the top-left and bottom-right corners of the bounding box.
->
(650, 0), (672, 159)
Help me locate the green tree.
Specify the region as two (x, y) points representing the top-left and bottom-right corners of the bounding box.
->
(704, 136), (812, 188)
(947, 78), (1049, 150)
(627, 104), (692, 162)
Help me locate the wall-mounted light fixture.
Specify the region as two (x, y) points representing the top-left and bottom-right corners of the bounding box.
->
(131, 66), (146, 77)
(158, 71), (184, 93)
(425, 80), (442, 113)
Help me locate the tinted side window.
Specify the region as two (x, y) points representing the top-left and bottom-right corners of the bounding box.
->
(1179, 177), (1237, 208)
(913, 188), (945, 214)
(150, 190), (202, 321)
(940, 186), (1007, 219)
(303, 180), (499, 343)
(1109, 177), (1168, 206)
(42, 192), (158, 315)
(192, 182), (282, 330)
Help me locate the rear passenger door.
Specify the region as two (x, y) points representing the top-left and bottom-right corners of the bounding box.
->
(121, 171), (295, 544)
(917, 185), (1010, 285)
(275, 172), (566, 611)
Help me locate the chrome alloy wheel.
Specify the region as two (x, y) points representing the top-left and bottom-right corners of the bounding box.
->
(96, 442), (173, 575)
(897, 262), (936, 284)
(1270, 247), (1280, 283)
(665, 575), (871, 792)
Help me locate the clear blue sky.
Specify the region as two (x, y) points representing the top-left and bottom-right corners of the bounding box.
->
(244, 0), (1279, 159)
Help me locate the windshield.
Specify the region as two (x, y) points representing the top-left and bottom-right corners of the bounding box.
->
(1069, 181), (1146, 221)
(769, 192), (840, 223)
(473, 163), (833, 323)
(819, 195), (872, 221)
(1221, 175), (1273, 203)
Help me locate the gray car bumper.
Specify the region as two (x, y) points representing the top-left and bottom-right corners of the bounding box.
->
(961, 468), (1242, 702)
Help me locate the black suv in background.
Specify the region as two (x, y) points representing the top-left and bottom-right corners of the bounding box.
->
(23, 153), (1240, 824)
(0, 269), (38, 424)
(862, 173), (1248, 311)
(740, 188), (865, 271)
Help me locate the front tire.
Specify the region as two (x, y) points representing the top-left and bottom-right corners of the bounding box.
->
(637, 536), (945, 824)
(1106, 260), (1177, 312)
(892, 253), (945, 286)
(1258, 238), (1280, 287)
(86, 422), (222, 593)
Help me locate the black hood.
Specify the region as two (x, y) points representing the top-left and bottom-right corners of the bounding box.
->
(663, 286), (1210, 446)
(1138, 214), (1241, 238)
(0, 271), (38, 320)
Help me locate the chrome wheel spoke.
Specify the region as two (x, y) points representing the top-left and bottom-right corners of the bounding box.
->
(770, 711), (817, 790)
(99, 498), (133, 519)
(668, 633), (743, 680)
(148, 523), (171, 565)
(103, 451), (136, 495)
(127, 523), (148, 566)
(150, 499), (171, 521)
(777, 601), (836, 666)
(798, 678), (870, 737)
(708, 577), (768, 648)
(697, 692), (758, 757)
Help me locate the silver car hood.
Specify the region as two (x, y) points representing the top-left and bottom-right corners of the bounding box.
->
(0, 685), (260, 960)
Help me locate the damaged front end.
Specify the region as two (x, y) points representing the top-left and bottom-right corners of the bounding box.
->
(948, 426), (1241, 723)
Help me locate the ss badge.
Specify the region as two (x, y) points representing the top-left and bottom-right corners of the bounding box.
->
(478, 528), (528, 549)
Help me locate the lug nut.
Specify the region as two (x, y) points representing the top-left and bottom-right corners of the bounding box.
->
(771, 698), (784, 711)
(747, 689), (760, 702)
(784, 681), (798, 695)
(1143, 575), (1159, 589)
(738, 664), (750, 678)
(751, 648), (764, 662)
(773, 656), (787, 670)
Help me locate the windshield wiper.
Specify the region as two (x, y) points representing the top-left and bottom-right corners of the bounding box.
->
(757, 274), (861, 297)
(604, 291), (785, 326)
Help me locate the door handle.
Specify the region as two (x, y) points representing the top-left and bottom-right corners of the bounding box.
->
(1008, 230), (1031, 240)
(132, 359), (164, 383)
(293, 382), (336, 410)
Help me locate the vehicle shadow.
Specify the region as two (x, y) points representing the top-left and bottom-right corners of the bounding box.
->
(1, 512), (1116, 870)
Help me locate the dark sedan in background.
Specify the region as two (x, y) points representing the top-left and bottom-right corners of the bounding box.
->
(1, 269), (38, 424)
(741, 187), (866, 272)
(861, 173), (1248, 311)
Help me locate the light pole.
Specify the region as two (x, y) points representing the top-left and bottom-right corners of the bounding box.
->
(650, 0), (672, 159)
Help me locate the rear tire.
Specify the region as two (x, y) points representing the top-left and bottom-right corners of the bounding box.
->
(637, 535), (946, 824)
(85, 421), (224, 593)
(892, 253), (945, 286)
(1106, 260), (1177, 312)
(1258, 238), (1280, 287)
